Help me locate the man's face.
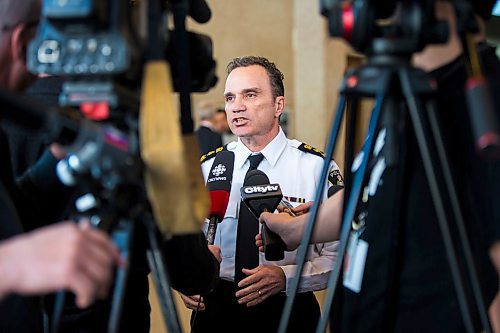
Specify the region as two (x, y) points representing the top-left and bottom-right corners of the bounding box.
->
(224, 65), (284, 141)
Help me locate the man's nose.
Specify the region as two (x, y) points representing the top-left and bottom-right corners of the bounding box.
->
(230, 95), (246, 112)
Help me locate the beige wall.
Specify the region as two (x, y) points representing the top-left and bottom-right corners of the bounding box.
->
(189, 0), (294, 116)
(188, 0), (360, 170)
(150, 1), (364, 332)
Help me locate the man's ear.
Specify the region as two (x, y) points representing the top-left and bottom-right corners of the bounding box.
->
(274, 96), (285, 118)
(10, 24), (33, 63)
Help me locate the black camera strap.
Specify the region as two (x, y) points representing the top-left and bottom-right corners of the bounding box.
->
(171, 0), (195, 134)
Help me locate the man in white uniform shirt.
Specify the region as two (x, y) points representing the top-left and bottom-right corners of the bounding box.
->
(180, 56), (343, 333)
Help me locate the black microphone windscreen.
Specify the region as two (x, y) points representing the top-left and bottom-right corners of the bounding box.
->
(207, 150), (234, 192)
(244, 169), (269, 186)
(189, 0), (211, 23)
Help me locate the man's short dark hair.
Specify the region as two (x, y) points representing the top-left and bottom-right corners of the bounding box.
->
(226, 56), (285, 99)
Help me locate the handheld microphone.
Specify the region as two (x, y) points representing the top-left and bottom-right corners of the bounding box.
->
(188, 0), (212, 24)
(206, 151), (234, 244)
(240, 169), (285, 261)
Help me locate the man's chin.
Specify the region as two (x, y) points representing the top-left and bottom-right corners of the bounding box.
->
(231, 128), (249, 138)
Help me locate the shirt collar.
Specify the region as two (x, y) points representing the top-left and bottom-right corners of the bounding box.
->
(234, 127), (287, 170)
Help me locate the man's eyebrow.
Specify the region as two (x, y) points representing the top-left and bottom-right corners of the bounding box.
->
(242, 87), (261, 94)
(224, 87), (261, 98)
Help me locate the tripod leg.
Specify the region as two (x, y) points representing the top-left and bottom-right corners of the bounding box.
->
(277, 95), (348, 333)
(107, 220), (134, 333)
(143, 215), (182, 333)
(426, 101), (493, 333)
(399, 68), (476, 333)
(50, 291), (66, 333)
(315, 93), (384, 333)
(344, 97), (359, 198)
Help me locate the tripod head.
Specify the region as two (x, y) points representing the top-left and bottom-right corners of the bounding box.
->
(320, 0), (449, 56)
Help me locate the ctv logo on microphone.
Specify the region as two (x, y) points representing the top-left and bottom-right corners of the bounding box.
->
(212, 164), (226, 176)
(244, 185), (280, 194)
(208, 164), (228, 183)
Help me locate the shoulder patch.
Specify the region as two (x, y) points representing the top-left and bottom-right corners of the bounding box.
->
(200, 145), (226, 163)
(298, 143), (325, 158)
(329, 169), (344, 187)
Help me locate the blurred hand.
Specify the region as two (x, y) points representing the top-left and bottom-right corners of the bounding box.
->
(0, 220), (122, 308)
(179, 293), (206, 311)
(235, 265), (285, 307)
(49, 143), (67, 160)
(489, 241), (500, 274)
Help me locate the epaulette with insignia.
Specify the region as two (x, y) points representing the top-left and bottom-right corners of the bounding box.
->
(298, 143), (326, 158)
(200, 145), (227, 163)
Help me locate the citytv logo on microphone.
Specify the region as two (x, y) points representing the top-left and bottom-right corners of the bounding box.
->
(208, 164), (227, 183)
(243, 185), (280, 194)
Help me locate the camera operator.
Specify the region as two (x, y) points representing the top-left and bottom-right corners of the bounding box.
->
(1, 1), (220, 332)
(0, 1), (123, 332)
(259, 1), (500, 332)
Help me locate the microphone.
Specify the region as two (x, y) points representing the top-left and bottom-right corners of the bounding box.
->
(240, 169), (286, 261)
(206, 191), (229, 245)
(188, 0), (211, 24)
(205, 151), (234, 244)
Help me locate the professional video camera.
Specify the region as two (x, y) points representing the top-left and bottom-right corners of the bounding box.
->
(320, 0), (449, 55)
(25, 0), (217, 224)
(26, 0), (217, 205)
(28, 0), (216, 93)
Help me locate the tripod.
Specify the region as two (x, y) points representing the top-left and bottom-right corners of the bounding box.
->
(279, 38), (494, 333)
(48, 169), (184, 333)
(108, 214), (183, 333)
(327, 49), (494, 332)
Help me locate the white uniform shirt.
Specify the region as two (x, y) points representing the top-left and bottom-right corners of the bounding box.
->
(201, 128), (339, 294)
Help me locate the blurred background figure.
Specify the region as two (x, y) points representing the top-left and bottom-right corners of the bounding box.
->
(195, 101), (224, 156)
(212, 108), (236, 145)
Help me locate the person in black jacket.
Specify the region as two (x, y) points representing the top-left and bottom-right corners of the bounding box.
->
(0, 3), (123, 331)
(195, 100), (224, 155)
(259, 1), (500, 332)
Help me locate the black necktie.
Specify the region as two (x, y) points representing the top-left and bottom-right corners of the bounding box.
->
(234, 153), (264, 283)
